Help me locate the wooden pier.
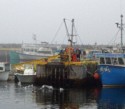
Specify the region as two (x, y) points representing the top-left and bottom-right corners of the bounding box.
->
(34, 61), (98, 88)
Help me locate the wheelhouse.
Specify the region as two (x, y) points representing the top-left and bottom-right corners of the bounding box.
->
(96, 53), (125, 65)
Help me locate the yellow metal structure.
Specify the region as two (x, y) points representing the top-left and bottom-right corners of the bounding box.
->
(12, 55), (60, 71)
(12, 54), (97, 71)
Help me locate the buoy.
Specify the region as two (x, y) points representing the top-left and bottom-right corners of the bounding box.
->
(93, 72), (100, 79)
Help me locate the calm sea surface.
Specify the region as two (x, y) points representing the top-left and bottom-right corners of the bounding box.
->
(0, 81), (125, 109)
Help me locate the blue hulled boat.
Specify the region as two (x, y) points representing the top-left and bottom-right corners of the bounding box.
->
(97, 53), (125, 87)
(96, 14), (125, 87)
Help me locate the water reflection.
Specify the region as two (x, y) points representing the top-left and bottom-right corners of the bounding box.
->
(0, 82), (98, 109)
(34, 87), (97, 109)
(1, 82), (125, 109)
(97, 88), (125, 109)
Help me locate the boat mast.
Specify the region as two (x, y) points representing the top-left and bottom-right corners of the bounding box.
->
(71, 19), (74, 47)
(63, 19), (75, 62)
(116, 14), (124, 48)
(63, 18), (74, 47)
(120, 14), (123, 47)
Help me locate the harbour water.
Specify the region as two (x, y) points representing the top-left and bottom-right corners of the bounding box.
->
(0, 81), (125, 109)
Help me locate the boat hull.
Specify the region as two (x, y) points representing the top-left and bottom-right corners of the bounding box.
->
(18, 52), (53, 62)
(15, 74), (36, 84)
(97, 65), (125, 86)
(0, 71), (9, 81)
(19, 53), (48, 61)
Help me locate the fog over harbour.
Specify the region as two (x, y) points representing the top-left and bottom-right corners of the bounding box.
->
(0, 0), (125, 45)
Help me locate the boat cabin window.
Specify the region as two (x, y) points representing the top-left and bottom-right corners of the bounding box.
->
(0, 67), (3, 70)
(112, 58), (118, 64)
(31, 49), (34, 52)
(5, 64), (10, 71)
(100, 56), (125, 65)
(118, 58), (124, 65)
(37, 51), (52, 54)
(100, 57), (105, 64)
(106, 57), (111, 64)
(25, 48), (29, 52)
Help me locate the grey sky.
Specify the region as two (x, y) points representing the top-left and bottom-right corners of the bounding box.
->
(0, 0), (124, 45)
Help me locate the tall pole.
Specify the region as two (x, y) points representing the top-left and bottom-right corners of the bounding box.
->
(71, 19), (74, 47)
(121, 14), (123, 47)
(116, 14), (124, 48)
(63, 19), (70, 40)
(63, 19), (75, 62)
(64, 19), (75, 47)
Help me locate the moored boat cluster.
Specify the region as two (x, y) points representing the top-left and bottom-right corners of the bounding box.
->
(1, 15), (125, 88)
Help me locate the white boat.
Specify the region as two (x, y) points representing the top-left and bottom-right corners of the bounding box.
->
(0, 62), (10, 81)
(15, 64), (36, 84)
(18, 43), (54, 62)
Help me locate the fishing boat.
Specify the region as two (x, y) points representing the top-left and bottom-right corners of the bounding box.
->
(0, 62), (10, 81)
(86, 50), (102, 60)
(95, 15), (125, 87)
(18, 43), (54, 62)
(34, 19), (98, 87)
(96, 53), (125, 87)
(15, 64), (36, 84)
(13, 19), (98, 87)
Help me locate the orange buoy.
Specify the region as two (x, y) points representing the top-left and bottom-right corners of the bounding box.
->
(93, 72), (100, 79)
